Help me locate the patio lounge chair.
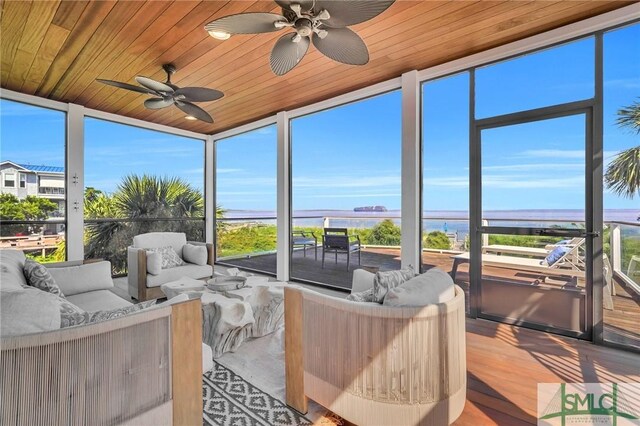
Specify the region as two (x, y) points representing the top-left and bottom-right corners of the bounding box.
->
(291, 231), (318, 260)
(451, 240), (586, 284)
(482, 237), (584, 258)
(321, 228), (361, 269)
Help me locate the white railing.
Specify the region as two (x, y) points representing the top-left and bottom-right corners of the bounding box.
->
(216, 215), (640, 288)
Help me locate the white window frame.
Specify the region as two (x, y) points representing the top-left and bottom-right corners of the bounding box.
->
(3, 173), (16, 188)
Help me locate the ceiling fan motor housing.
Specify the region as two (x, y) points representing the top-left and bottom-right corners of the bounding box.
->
(294, 18), (313, 37)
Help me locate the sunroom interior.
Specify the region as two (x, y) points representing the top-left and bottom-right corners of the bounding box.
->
(1, 1), (639, 425)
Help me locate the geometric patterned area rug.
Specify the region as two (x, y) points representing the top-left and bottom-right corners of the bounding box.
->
(203, 361), (312, 426)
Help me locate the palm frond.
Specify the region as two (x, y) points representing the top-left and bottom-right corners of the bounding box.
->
(605, 146), (640, 198)
(616, 99), (640, 134)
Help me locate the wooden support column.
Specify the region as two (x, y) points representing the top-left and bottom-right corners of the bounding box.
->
(284, 287), (307, 414)
(171, 299), (203, 425)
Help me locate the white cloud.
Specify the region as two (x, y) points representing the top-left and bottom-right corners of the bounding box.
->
(299, 192), (400, 198)
(216, 168), (243, 174)
(604, 78), (640, 89)
(518, 149), (585, 159)
(517, 149), (619, 160)
(481, 163), (583, 172)
(292, 175), (400, 189)
(424, 174), (584, 189)
(184, 168), (204, 175)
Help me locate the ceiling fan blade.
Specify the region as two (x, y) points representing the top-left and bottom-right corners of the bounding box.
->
(314, 0), (395, 28)
(174, 87), (224, 102)
(312, 27), (369, 65)
(270, 33), (310, 76)
(205, 13), (286, 35)
(144, 97), (174, 110)
(275, 0), (314, 12)
(135, 76), (175, 94)
(96, 79), (155, 95)
(175, 101), (213, 123)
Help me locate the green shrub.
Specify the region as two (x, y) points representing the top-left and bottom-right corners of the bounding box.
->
(367, 219), (401, 246)
(424, 231), (451, 250)
(218, 225), (277, 257)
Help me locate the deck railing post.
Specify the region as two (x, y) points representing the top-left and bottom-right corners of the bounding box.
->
(481, 219), (489, 248)
(610, 223), (621, 272)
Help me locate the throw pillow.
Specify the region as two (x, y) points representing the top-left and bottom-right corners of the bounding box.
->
(146, 246), (185, 269)
(372, 266), (415, 303)
(542, 246), (570, 266)
(146, 252), (162, 275)
(183, 244), (208, 265)
(61, 300), (157, 328)
(346, 287), (376, 303)
(383, 268), (455, 307)
(1, 287), (62, 336)
(59, 298), (88, 328)
(23, 259), (65, 298)
(351, 269), (375, 293)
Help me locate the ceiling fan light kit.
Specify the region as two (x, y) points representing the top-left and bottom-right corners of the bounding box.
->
(208, 30), (231, 40)
(204, 0), (395, 75)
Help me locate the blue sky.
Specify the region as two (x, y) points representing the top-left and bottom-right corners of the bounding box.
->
(1, 23), (638, 213)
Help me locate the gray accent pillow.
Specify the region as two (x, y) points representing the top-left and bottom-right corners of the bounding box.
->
(383, 268), (455, 307)
(59, 298), (87, 328)
(346, 287), (376, 303)
(23, 258), (65, 298)
(146, 246), (185, 269)
(373, 266), (415, 303)
(61, 300), (157, 328)
(146, 251), (162, 275)
(1, 287), (62, 336)
(183, 244), (208, 265)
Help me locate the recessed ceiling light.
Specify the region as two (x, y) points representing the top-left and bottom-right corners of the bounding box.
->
(208, 30), (231, 40)
(185, 115), (197, 120)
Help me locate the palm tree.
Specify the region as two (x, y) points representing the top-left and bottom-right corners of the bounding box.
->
(605, 99), (640, 199)
(84, 174), (204, 273)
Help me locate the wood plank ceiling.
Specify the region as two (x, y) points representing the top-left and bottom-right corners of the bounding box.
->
(1, 1), (635, 134)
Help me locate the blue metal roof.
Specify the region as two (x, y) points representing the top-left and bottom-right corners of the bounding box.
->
(18, 164), (64, 173)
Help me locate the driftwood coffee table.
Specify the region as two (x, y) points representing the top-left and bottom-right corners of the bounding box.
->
(161, 276), (287, 357)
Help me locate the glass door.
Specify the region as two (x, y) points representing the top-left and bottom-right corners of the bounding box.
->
(473, 110), (596, 338)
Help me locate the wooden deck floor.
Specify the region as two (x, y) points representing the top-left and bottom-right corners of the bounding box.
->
(325, 318), (639, 426)
(457, 318), (640, 425)
(220, 247), (640, 350)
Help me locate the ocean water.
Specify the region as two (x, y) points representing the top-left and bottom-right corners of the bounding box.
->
(224, 208), (638, 222)
(222, 208), (639, 240)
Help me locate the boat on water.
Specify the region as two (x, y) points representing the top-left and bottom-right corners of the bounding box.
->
(353, 206), (388, 212)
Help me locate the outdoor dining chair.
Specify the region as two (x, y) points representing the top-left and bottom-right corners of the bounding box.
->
(322, 228), (361, 269)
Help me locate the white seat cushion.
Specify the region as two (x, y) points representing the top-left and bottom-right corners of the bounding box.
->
(47, 261), (114, 296)
(133, 232), (187, 258)
(383, 268), (455, 307)
(66, 290), (133, 312)
(146, 264), (212, 288)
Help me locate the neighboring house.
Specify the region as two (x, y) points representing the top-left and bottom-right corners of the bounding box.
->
(0, 160), (65, 217)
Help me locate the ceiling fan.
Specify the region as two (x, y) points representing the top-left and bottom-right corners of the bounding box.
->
(204, 0), (395, 76)
(96, 64), (223, 123)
